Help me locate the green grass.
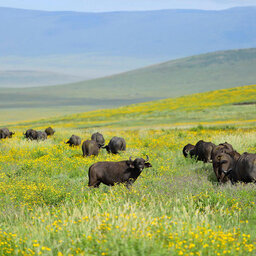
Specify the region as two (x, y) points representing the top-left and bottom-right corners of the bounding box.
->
(10, 84), (256, 130)
(1, 48), (256, 124)
(0, 127), (255, 255)
(0, 85), (256, 255)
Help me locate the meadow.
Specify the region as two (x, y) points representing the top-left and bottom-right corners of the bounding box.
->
(0, 85), (256, 255)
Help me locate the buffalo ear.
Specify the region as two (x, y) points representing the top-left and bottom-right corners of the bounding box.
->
(144, 162), (152, 168)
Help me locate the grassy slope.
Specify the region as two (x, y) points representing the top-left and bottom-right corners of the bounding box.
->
(0, 86), (256, 255)
(1, 48), (256, 124)
(11, 84), (256, 129)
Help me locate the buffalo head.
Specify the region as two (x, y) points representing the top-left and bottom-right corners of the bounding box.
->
(128, 155), (152, 171)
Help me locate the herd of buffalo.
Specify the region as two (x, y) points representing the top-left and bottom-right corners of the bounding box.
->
(183, 140), (256, 184)
(1, 127), (255, 187)
(0, 127), (151, 188)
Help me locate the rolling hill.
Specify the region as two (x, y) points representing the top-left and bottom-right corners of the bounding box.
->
(1, 48), (256, 107)
(9, 84), (256, 129)
(1, 6), (256, 77)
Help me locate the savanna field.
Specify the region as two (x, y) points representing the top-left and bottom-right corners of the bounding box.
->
(0, 85), (256, 255)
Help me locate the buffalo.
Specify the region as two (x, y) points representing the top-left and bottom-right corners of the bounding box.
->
(91, 132), (105, 147)
(182, 144), (195, 158)
(45, 127), (55, 136)
(88, 156), (152, 187)
(36, 131), (47, 141)
(211, 142), (234, 160)
(82, 140), (100, 157)
(212, 152), (236, 183)
(194, 140), (216, 163)
(211, 142), (240, 181)
(66, 135), (81, 147)
(24, 129), (35, 139)
(24, 129), (47, 141)
(0, 128), (15, 139)
(222, 152), (256, 184)
(104, 136), (126, 154)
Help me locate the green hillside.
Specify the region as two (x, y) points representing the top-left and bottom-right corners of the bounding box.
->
(9, 84), (256, 129)
(1, 48), (256, 124)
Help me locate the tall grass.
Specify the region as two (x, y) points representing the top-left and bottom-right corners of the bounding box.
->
(0, 127), (255, 255)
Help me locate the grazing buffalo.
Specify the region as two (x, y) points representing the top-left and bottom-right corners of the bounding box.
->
(24, 129), (38, 140)
(24, 129), (47, 141)
(194, 140), (216, 163)
(104, 136), (126, 154)
(45, 127), (55, 136)
(66, 135), (81, 147)
(88, 156), (152, 187)
(24, 129), (35, 139)
(82, 140), (100, 157)
(36, 131), (47, 141)
(91, 132), (105, 147)
(0, 128), (15, 139)
(182, 144), (195, 158)
(222, 152), (256, 184)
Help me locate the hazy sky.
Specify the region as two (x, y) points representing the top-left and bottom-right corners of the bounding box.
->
(0, 0), (255, 12)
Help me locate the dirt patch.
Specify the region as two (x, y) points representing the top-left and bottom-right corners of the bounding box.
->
(233, 101), (256, 106)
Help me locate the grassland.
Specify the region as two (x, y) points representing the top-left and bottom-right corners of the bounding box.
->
(0, 85), (255, 255)
(1, 48), (256, 124)
(11, 84), (256, 130)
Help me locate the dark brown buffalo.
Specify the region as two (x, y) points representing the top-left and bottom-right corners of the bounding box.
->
(66, 135), (81, 147)
(194, 140), (216, 163)
(182, 144), (195, 158)
(45, 127), (55, 136)
(212, 152), (236, 183)
(82, 140), (100, 157)
(24, 129), (47, 141)
(211, 142), (240, 181)
(24, 129), (35, 139)
(91, 132), (105, 147)
(88, 156), (152, 187)
(222, 152), (256, 184)
(36, 131), (47, 141)
(0, 128), (15, 139)
(211, 142), (234, 159)
(104, 136), (126, 154)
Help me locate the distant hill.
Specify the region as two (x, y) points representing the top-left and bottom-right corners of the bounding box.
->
(0, 70), (82, 88)
(1, 48), (256, 107)
(0, 7), (256, 76)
